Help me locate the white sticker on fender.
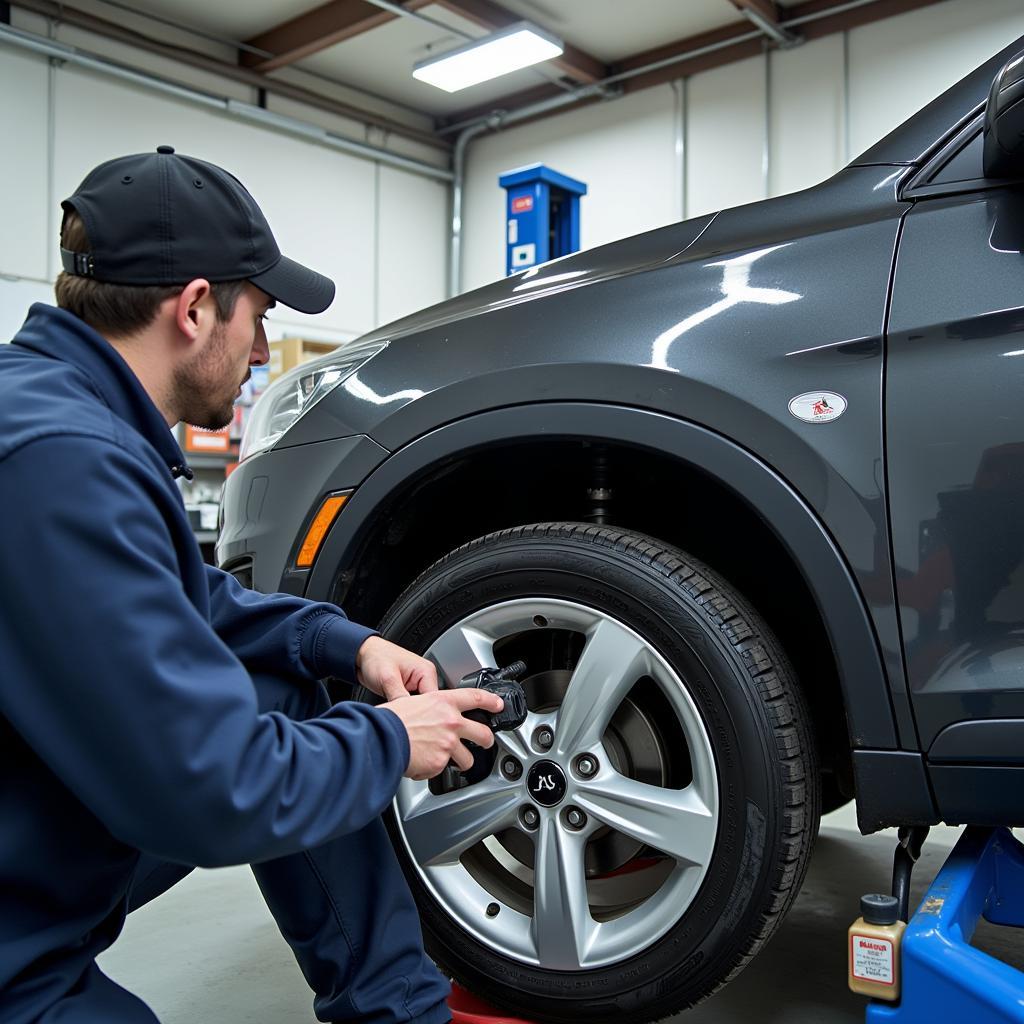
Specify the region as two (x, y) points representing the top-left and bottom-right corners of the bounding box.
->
(851, 934), (895, 985)
(788, 391), (847, 424)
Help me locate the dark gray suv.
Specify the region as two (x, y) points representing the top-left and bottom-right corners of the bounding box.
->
(218, 37), (1024, 1022)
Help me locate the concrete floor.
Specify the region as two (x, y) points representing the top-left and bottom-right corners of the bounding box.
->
(97, 806), (1024, 1023)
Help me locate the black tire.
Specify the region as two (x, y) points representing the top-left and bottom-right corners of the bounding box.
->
(373, 523), (820, 1023)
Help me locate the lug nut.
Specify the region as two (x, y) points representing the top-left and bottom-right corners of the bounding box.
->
(501, 756), (523, 781)
(520, 806), (540, 830)
(533, 726), (554, 752)
(564, 807), (587, 830)
(575, 755), (598, 778)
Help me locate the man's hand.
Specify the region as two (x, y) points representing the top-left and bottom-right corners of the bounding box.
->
(356, 636), (439, 701)
(380, 688), (505, 780)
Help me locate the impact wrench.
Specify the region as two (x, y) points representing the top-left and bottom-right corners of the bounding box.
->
(455, 661), (529, 784)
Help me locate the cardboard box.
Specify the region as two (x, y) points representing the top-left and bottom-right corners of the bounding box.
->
(268, 338), (341, 381)
(184, 424), (230, 453)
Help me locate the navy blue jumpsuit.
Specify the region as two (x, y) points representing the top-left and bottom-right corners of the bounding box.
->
(0, 304), (451, 1024)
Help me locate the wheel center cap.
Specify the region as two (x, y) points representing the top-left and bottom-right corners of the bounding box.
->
(526, 760), (567, 807)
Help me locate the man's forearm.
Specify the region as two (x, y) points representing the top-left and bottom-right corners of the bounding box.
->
(205, 564), (377, 682)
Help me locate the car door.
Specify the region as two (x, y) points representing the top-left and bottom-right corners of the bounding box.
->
(887, 114), (1024, 819)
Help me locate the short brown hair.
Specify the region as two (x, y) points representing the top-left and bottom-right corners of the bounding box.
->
(55, 209), (246, 337)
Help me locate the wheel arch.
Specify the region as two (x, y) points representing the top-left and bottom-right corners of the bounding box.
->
(305, 403), (899, 755)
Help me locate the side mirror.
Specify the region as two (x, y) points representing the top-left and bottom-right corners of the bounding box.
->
(984, 52), (1024, 178)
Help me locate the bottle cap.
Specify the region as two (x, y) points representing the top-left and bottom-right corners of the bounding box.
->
(860, 893), (899, 925)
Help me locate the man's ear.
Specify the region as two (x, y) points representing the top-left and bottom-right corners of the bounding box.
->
(173, 279), (213, 343)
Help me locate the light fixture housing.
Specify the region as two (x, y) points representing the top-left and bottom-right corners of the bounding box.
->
(413, 21), (564, 93)
(240, 339), (388, 461)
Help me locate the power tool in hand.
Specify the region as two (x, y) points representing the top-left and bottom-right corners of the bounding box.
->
(456, 661), (529, 784)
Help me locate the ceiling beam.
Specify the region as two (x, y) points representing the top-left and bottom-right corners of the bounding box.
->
(594, 0), (952, 94)
(11, 0), (448, 150)
(243, 0), (606, 84)
(789, 0), (946, 41)
(440, 0), (948, 132)
(612, 20), (764, 89)
(430, 0), (606, 84)
(241, 0), (434, 72)
(440, 20), (763, 130)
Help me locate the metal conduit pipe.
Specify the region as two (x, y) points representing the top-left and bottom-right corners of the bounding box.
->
(783, 0), (885, 29)
(87, 0), (433, 119)
(444, 22), (769, 292)
(448, 82), (613, 294)
(440, 28), (762, 139)
(13, 0), (447, 149)
(0, 24), (453, 184)
(448, 118), (495, 296)
(224, 100), (453, 181)
(447, 0), (888, 294)
(6, 0), (890, 297)
(738, 7), (799, 47)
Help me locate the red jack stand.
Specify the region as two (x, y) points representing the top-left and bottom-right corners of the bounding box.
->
(449, 983), (537, 1024)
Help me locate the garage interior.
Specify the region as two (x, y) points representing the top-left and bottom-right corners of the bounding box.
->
(5, 0), (1024, 1021)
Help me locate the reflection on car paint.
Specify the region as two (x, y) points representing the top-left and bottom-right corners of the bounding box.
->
(648, 245), (800, 369)
(342, 373), (427, 406)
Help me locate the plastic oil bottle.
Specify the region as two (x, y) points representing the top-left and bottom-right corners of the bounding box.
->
(848, 893), (906, 1001)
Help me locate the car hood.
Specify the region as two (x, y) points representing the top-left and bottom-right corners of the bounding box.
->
(355, 211), (717, 346)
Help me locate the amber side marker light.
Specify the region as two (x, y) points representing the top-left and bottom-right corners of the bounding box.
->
(296, 494), (348, 568)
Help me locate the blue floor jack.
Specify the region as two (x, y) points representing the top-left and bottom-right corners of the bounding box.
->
(865, 826), (1024, 1022)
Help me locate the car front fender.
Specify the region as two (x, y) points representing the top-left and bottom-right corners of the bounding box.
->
(306, 402), (902, 753)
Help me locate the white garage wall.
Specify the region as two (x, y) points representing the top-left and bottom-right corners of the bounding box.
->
(460, 0), (1024, 293)
(769, 33), (845, 199)
(378, 165), (450, 324)
(0, 20), (450, 344)
(5, 0), (1024, 325)
(0, 45), (50, 287)
(686, 54), (765, 218)
(462, 84), (680, 289)
(848, 0), (1024, 157)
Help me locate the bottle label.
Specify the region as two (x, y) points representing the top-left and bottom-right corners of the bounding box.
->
(850, 933), (895, 985)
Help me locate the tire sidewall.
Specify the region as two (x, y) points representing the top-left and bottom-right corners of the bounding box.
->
(381, 530), (794, 1016)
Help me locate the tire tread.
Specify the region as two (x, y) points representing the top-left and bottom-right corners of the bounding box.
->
(387, 521), (821, 1021)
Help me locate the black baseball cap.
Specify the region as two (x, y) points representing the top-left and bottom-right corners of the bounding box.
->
(60, 145), (335, 315)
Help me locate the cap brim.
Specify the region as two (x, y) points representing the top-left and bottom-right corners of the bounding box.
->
(249, 255), (335, 315)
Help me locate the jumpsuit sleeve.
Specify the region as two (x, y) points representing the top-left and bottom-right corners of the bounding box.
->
(204, 564), (378, 685)
(0, 436), (410, 868)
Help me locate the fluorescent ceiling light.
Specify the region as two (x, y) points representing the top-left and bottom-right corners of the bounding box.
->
(413, 22), (563, 93)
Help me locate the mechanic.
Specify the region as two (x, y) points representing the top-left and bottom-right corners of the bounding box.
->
(0, 147), (503, 1024)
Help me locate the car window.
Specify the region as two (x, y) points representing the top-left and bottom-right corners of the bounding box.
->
(931, 129), (983, 185)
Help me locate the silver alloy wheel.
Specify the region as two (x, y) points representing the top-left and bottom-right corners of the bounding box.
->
(393, 598), (720, 970)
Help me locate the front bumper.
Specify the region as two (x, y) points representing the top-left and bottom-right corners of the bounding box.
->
(216, 434), (389, 594)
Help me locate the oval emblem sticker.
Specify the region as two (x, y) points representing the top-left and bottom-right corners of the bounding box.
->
(788, 391), (847, 424)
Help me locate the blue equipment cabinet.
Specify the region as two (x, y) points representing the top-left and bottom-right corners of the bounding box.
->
(498, 163), (588, 275)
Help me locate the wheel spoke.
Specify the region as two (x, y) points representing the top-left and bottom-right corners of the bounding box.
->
(494, 722), (532, 761)
(531, 818), (595, 969)
(574, 772), (717, 868)
(428, 625), (495, 688)
(553, 617), (649, 756)
(496, 709), (552, 761)
(397, 598), (723, 969)
(401, 779), (520, 867)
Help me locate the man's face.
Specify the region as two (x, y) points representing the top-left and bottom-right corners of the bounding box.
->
(174, 284), (272, 430)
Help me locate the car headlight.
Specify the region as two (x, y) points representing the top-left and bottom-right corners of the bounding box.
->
(240, 339), (388, 461)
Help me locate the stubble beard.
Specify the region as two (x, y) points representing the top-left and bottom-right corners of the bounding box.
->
(173, 321), (239, 431)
